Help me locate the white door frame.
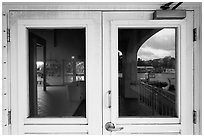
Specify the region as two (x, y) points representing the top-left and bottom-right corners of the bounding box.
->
(2, 2), (202, 135)
(103, 11), (194, 134)
(6, 11), (102, 134)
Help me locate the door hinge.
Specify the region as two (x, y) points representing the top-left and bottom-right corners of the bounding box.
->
(193, 28), (197, 42)
(193, 110), (197, 124)
(7, 28), (10, 42)
(8, 110), (11, 125)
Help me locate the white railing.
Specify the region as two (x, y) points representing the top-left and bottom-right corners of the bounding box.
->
(139, 82), (176, 117)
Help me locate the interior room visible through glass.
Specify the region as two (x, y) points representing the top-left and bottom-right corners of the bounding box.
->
(29, 29), (86, 117)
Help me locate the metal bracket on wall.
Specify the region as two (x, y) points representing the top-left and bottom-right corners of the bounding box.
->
(153, 10), (186, 20)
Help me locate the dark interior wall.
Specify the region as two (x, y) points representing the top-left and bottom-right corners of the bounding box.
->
(31, 29), (85, 61)
(30, 29), (85, 85)
(37, 47), (43, 61)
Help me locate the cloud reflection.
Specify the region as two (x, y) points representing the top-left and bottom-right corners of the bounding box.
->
(138, 28), (175, 60)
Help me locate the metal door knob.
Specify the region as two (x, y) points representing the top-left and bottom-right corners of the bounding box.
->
(105, 122), (124, 132)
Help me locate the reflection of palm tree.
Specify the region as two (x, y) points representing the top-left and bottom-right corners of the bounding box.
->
(162, 78), (171, 91)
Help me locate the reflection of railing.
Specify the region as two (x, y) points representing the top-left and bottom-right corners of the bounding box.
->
(139, 82), (176, 117)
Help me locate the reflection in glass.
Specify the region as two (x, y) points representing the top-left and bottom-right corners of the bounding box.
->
(29, 29), (86, 117)
(118, 28), (177, 117)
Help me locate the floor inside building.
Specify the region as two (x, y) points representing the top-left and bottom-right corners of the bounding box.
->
(37, 85), (155, 118)
(37, 85), (86, 117)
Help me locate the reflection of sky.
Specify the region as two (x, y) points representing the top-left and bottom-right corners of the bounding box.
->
(137, 29), (175, 60)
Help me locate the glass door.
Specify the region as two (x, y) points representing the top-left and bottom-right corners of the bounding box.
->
(10, 11), (102, 134)
(8, 10), (194, 135)
(103, 11), (194, 134)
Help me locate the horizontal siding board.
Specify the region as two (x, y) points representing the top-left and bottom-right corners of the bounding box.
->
(24, 125), (88, 134)
(115, 124), (181, 133)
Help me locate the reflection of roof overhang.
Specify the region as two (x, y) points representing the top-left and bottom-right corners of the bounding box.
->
(118, 29), (163, 98)
(118, 28), (162, 55)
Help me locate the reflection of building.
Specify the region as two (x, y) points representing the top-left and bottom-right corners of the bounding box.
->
(164, 68), (175, 73)
(137, 66), (154, 73)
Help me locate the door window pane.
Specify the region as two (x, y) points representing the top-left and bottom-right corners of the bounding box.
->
(29, 29), (86, 117)
(118, 28), (177, 117)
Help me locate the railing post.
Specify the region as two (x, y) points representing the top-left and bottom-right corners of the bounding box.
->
(151, 89), (155, 115)
(139, 83), (141, 103)
(155, 93), (158, 114)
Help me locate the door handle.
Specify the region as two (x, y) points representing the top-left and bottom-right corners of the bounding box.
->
(105, 122), (124, 132)
(107, 90), (111, 108)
